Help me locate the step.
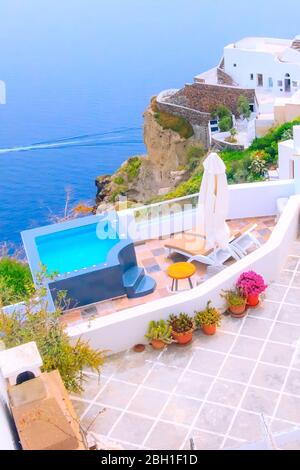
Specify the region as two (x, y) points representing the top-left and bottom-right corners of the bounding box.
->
(127, 275), (156, 299)
(123, 266), (144, 295)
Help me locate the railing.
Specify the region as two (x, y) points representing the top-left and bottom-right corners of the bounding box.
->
(117, 180), (296, 242)
(132, 193), (199, 222)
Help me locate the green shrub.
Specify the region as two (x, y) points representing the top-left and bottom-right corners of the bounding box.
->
(154, 110), (194, 139)
(237, 95), (251, 119)
(186, 144), (206, 172)
(0, 257), (33, 306)
(124, 157), (142, 182)
(219, 116), (233, 132)
(113, 175), (125, 185)
(211, 104), (232, 120)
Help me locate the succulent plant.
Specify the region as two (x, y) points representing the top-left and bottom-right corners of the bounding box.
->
(221, 288), (247, 306)
(194, 301), (221, 327)
(168, 313), (194, 334)
(145, 320), (173, 344)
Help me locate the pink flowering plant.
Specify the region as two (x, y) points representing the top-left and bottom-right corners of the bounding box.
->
(236, 271), (267, 297)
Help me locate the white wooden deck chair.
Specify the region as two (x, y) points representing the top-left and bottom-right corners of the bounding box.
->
(230, 224), (261, 256)
(164, 223), (260, 266)
(164, 232), (242, 266)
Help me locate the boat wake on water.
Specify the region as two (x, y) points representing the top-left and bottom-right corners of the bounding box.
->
(0, 127), (143, 154)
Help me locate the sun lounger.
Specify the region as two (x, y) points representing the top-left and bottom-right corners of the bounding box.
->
(164, 234), (241, 266)
(164, 223), (259, 266)
(230, 224), (261, 256)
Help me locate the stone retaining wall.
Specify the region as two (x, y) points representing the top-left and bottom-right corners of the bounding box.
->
(156, 96), (211, 146)
(169, 83), (256, 115)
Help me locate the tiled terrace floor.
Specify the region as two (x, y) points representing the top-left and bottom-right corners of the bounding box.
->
(71, 240), (300, 450)
(63, 216), (275, 327)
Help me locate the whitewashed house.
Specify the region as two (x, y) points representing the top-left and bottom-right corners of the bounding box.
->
(224, 36), (300, 95)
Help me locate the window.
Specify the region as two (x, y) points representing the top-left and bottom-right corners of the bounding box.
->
(278, 80), (283, 87)
(233, 63), (237, 67)
(257, 74), (264, 87)
(250, 74), (254, 80)
(293, 81), (298, 88)
(249, 104), (255, 113)
(268, 77), (273, 88)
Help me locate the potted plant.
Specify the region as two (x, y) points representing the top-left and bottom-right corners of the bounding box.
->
(194, 301), (221, 335)
(145, 320), (173, 350)
(236, 271), (267, 307)
(168, 313), (194, 345)
(222, 289), (247, 318)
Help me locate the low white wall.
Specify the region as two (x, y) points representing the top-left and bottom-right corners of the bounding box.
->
(123, 180), (295, 242)
(67, 196), (300, 355)
(278, 140), (294, 180)
(227, 180), (295, 219)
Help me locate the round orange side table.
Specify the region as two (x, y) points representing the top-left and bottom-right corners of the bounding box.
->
(167, 262), (196, 292)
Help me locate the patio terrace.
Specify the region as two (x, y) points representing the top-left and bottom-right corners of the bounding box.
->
(71, 240), (300, 450)
(62, 216), (276, 327)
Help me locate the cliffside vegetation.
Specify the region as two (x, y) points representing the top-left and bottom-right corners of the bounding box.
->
(0, 255), (33, 306)
(152, 118), (300, 202)
(108, 156), (142, 202)
(151, 97), (194, 139)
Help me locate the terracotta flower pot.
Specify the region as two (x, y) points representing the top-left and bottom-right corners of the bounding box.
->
(172, 330), (193, 345)
(247, 293), (260, 307)
(229, 303), (247, 318)
(202, 324), (217, 336)
(151, 339), (167, 350)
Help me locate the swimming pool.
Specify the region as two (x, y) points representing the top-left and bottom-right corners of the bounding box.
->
(22, 214), (156, 311)
(35, 221), (120, 275)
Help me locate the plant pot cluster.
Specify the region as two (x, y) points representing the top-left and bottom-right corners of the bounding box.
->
(145, 302), (222, 350)
(222, 270), (267, 318)
(144, 271), (268, 350)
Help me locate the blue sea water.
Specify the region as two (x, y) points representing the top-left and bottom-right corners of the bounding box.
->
(1, 0), (300, 245)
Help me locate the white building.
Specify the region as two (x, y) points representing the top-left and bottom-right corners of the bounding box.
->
(224, 36), (300, 96)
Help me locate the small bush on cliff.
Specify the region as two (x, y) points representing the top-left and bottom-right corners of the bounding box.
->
(186, 144), (207, 172)
(124, 157), (142, 182)
(0, 256), (34, 306)
(113, 175), (125, 185)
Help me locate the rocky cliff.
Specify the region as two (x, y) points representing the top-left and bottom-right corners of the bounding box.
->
(95, 105), (202, 210)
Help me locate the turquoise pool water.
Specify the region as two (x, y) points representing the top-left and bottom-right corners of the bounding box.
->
(35, 222), (120, 274)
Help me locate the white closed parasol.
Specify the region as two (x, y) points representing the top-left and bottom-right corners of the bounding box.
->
(198, 152), (230, 250)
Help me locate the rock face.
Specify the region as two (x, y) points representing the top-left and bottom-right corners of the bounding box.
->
(95, 107), (199, 208)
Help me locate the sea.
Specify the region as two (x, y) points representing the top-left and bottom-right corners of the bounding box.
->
(1, 0), (300, 245)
